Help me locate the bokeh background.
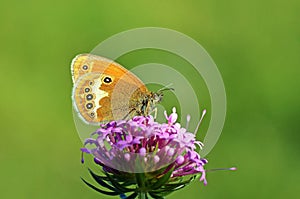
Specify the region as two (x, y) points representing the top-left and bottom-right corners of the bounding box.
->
(1, 0), (299, 198)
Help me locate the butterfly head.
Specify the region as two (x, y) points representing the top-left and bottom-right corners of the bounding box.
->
(152, 91), (164, 104)
(146, 87), (173, 114)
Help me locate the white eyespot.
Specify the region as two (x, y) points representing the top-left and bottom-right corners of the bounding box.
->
(82, 65), (88, 70)
(84, 87), (90, 93)
(86, 103), (93, 110)
(86, 94), (93, 101)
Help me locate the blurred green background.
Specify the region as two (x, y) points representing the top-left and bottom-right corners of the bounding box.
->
(1, 0), (299, 198)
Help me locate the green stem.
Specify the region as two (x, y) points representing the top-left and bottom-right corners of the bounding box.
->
(138, 192), (146, 199)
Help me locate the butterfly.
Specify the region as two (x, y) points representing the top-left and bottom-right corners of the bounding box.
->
(71, 54), (164, 125)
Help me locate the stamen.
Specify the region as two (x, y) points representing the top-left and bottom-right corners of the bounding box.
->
(194, 109), (206, 135)
(81, 151), (84, 164)
(167, 148), (175, 156)
(186, 114), (191, 130)
(80, 148), (91, 164)
(124, 153), (130, 162)
(154, 155), (160, 163)
(172, 107), (176, 113)
(139, 147), (146, 156)
(176, 155), (185, 164)
(206, 167), (237, 172)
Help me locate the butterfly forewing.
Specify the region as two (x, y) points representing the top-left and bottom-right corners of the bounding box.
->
(71, 54), (151, 124)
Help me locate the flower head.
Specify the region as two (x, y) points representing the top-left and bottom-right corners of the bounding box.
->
(81, 108), (234, 198)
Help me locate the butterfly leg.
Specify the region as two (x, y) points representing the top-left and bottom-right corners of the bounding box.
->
(122, 107), (137, 120)
(149, 107), (158, 120)
(153, 107), (158, 120)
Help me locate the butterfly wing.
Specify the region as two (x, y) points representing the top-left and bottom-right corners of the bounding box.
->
(71, 54), (149, 124)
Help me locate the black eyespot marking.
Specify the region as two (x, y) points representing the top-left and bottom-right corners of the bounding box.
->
(82, 65), (88, 70)
(89, 81), (93, 85)
(84, 87), (90, 93)
(86, 103), (93, 109)
(86, 94), (93, 100)
(103, 76), (112, 84)
(90, 112), (95, 117)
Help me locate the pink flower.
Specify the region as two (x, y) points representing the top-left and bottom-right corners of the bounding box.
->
(81, 108), (235, 198)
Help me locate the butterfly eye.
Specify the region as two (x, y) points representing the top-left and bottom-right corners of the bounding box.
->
(103, 76), (112, 84)
(86, 94), (93, 100)
(84, 87), (90, 93)
(86, 103), (93, 109)
(82, 65), (89, 70)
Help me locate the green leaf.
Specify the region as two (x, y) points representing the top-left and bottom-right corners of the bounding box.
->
(105, 173), (136, 193)
(121, 179), (137, 187)
(151, 183), (187, 194)
(81, 178), (120, 196)
(150, 167), (174, 190)
(125, 192), (138, 199)
(150, 179), (195, 196)
(112, 173), (136, 184)
(149, 190), (173, 197)
(88, 168), (119, 192)
(164, 175), (196, 190)
(149, 192), (165, 199)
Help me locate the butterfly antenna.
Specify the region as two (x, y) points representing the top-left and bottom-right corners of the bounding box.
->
(157, 83), (174, 93)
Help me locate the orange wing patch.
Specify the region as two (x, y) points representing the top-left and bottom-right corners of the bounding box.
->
(71, 54), (152, 124)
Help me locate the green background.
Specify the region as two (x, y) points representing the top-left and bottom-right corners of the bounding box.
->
(1, 0), (299, 198)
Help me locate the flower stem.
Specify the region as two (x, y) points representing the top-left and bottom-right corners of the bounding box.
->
(138, 192), (146, 199)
